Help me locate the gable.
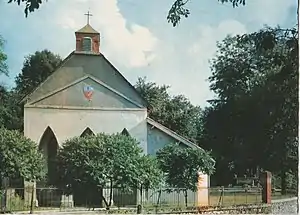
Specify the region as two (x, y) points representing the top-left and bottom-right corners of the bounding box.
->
(30, 77), (142, 108)
(24, 52), (147, 107)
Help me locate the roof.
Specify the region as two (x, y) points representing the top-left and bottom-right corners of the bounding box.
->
(147, 118), (215, 163)
(147, 117), (204, 151)
(75, 24), (99, 34)
(22, 52), (148, 107)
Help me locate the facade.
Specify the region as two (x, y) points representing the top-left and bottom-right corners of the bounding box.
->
(22, 22), (210, 207)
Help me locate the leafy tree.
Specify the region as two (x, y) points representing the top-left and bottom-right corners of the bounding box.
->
(15, 49), (62, 98)
(136, 155), (163, 205)
(201, 26), (298, 191)
(0, 86), (23, 131)
(56, 132), (162, 209)
(168, 0), (246, 26)
(0, 127), (45, 182)
(135, 77), (202, 141)
(0, 49), (62, 131)
(156, 143), (215, 206)
(9, 0), (247, 26)
(0, 35), (8, 76)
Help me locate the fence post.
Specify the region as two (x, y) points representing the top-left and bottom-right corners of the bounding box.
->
(221, 186), (224, 206)
(137, 204), (142, 214)
(260, 171), (272, 204)
(245, 187), (248, 204)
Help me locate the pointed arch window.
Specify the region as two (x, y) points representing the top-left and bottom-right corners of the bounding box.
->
(82, 37), (92, 51)
(39, 126), (59, 185)
(121, 128), (130, 136)
(80, 127), (95, 137)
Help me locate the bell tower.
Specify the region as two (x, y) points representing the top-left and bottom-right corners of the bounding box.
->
(75, 11), (100, 54)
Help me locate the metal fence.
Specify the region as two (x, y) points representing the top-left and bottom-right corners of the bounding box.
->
(0, 186), (264, 213)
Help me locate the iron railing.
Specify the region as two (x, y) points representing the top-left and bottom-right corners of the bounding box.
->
(0, 186), (268, 213)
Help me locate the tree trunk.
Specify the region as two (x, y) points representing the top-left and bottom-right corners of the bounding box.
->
(101, 195), (109, 209)
(155, 190), (162, 214)
(139, 184), (143, 205)
(29, 184), (34, 214)
(184, 189), (188, 208)
(137, 184), (143, 214)
(281, 170), (287, 195)
(108, 180), (113, 209)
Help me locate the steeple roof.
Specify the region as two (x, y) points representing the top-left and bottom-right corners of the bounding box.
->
(75, 24), (99, 34)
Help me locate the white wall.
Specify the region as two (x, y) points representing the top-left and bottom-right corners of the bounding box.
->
(147, 124), (187, 155)
(24, 106), (148, 153)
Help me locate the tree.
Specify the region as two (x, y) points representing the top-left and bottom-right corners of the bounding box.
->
(201, 26), (298, 190)
(0, 35), (8, 76)
(135, 77), (202, 141)
(156, 143), (215, 206)
(0, 127), (45, 182)
(168, 0), (245, 26)
(15, 49), (62, 98)
(56, 132), (162, 209)
(0, 86), (23, 131)
(136, 155), (163, 205)
(8, 0), (247, 27)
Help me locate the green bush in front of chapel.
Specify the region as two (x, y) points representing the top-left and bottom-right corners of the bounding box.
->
(0, 127), (46, 183)
(55, 132), (163, 209)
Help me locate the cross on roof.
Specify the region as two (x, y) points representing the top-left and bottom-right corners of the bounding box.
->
(84, 11), (93, 25)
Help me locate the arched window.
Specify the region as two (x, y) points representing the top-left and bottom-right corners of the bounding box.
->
(39, 126), (59, 186)
(80, 127), (95, 137)
(121, 128), (130, 136)
(82, 37), (92, 51)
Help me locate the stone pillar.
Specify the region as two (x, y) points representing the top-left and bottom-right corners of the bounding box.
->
(260, 171), (272, 204)
(24, 181), (37, 208)
(61, 194), (74, 208)
(197, 172), (209, 207)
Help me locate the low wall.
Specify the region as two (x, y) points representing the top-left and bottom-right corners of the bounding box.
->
(271, 197), (298, 214)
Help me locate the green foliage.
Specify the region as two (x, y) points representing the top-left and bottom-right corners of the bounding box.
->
(15, 49), (62, 98)
(0, 49), (61, 132)
(201, 26), (298, 188)
(56, 132), (162, 207)
(0, 35), (8, 76)
(168, 0), (246, 27)
(7, 0), (42, 17)
(8, 0), (247, 27)
(0, 192), (27, 212)
(137, 155), (163, 189)
(156, 144), (215, 191)
(0, 127), (45, 181)
(135, 77), (202, 141)
(0, 86), (23, 131)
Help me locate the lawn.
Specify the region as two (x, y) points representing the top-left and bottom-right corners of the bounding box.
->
(208, 191), (262, 206)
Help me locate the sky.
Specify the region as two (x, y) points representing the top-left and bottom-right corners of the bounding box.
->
(0, 0), (298, 106)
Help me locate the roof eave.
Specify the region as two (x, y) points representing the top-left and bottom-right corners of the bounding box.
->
(146, 117), (215, 163)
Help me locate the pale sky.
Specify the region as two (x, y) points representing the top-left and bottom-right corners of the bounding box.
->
(0, 0), (297, 106)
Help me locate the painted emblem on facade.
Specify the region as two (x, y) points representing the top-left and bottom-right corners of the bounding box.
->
(83, 85), (94, 100)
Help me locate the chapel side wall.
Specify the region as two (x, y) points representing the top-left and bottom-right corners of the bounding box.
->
(147, 124), (187, 156)
(23, 107), (148, 153)
(146, 125), (199, 205)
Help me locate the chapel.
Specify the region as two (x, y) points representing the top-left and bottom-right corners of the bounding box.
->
(21, 13), (209, 207)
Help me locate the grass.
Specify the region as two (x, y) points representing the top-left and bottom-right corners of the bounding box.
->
(0, 194), (29, 212)
(209, 192), (262, 206)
